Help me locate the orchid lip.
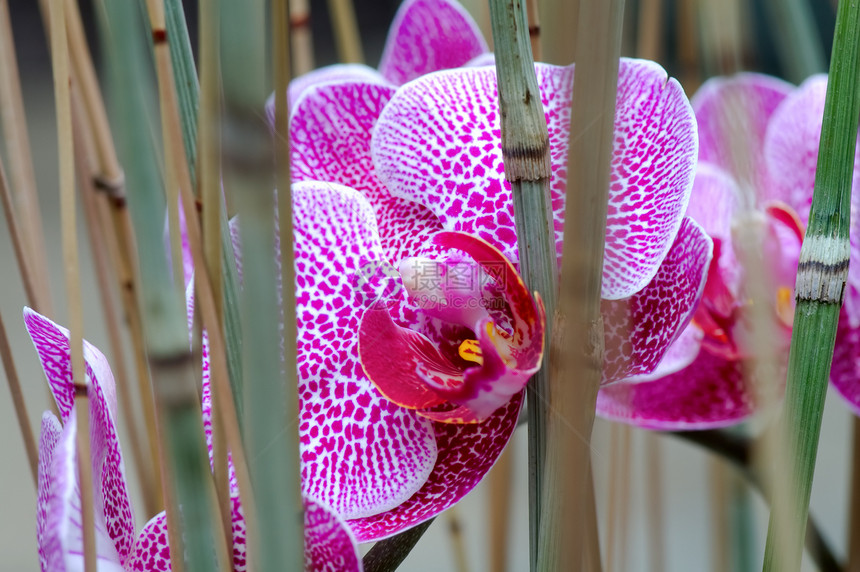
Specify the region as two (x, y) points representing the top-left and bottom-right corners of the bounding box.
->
(358, 231), (545, 424)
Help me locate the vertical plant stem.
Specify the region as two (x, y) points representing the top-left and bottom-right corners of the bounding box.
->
(526, 0), (541, 61)
(849, 417), (860, 572)
(98, 0), (228, 568)
(488, 2), (556, 570)
(636, 0), (662, 62)
(762, 1), (860, 569)
(539, 0), (624, 569)
(645, 433), (665, 572)
(488, 440), (514, 572)
(71, 99), (157, 515)
(0, 0), (53, 315)
(222, 0), (304, 567)
(290, 0), (315, 75)
(0, 153), (40, 309)
(327, 0), (364, 63)
(0, 310), (38, 485)
(537, 0), (578, 65)
(49, 0), (95, 568)
(64, 0), (165, 512)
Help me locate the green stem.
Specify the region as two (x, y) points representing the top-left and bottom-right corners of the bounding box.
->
(487, 2), (556, 570)
(220, 0), (304, 567)
(361, 519), (435, 572)
(97, 0), (224, 569)
(762, 1), (860, 570)
(163, 0), (245, 428)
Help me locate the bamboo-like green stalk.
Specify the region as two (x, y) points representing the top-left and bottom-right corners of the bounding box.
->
(97, 0), (226, 569)
(220, 0), (304, 567)
(538, 0), (623, 570)
(764, 18), (859, 572)
(761, 0), (825, 83)
(487, 2), (556, 570)
(163, 0), (245, 425)
(761, 2), (860, 570)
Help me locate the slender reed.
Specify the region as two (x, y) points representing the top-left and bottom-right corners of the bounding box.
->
(538, 0), (578, 65)
(328, 0), (364, 63)
(290, 0), (315, 75)
(97, 0), (229, 567)
(636, 0), (662, 62)
(221, 0), (304, 566)
(538, 0), (624, 569)
(63, 0), (164, 511)
(645, 433), (665, 572)
(0, 0), (53, 315)
(849, 418), (860, 572)
(71, 96), (156, 515)
(0, 153), (40, 309)
(762, 0), (860, 569)
(0, 310), (37, 484)
(49, 0), (95, 568)
(487, 2), (556, 569)
(488, 440), (514, 572)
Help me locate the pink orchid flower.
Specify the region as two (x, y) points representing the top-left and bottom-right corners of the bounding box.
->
(280, 52), (711, 539)
(598, 73), (860, 429)
(26, 309), (362, 572)
(266, 0), (488, 120)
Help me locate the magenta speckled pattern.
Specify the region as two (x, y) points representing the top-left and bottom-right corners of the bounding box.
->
(270, 63), (387, 119)
(37, 410), (126, 571)
(290, 80), (444, 263)
(25, 308), (136, 567)
(125, 514), (170, 572)
(36, 413), (63, 572)
(371, 59), (698, 300)
(304, 499), (363, 572)
(601, 217), (712, 383)
(378, 0), (487, 86)
(348, 392), (521, 540)
(292, 181), (438, 519)
(597, 349), (752, 430)
(692, 73), (793, 199)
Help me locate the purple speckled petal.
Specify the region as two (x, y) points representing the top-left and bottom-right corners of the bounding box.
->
(126, 513), (171, 572)
(37, 410), (126, 572)
(597, 350), (751, 430)
(25, 308), (136, 566)
(290, 81), (443, 263)
(372, 59), (697, 300)
(602, 217), (713, 384)
(293, 181), (437, 519)
(267, 63), (387, 122)
(37, 412), (65, 572)
(625, 324), (704, 383)
(305, 499), (363, 572)
(378, 0), (488, 86)
(348, 392), (521, 540)
(692, 73), (793, 199)
(686, 163), (741, 240)
(830, 312), (860, 415)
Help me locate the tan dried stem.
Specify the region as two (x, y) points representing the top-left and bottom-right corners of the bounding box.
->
(526, 0), (541, 61)
(636, 0), (663, 62)
(49, 0), (96, 568)
(0, 309), (38, 485)
(63, 0), (164, 515)
(144, 0), (239, 564)
(198, 0), (233, 554)
(70, 91), (158, 516)
(0, 0), (53, 315)
(538, 0), (578, 65)
(327, 0), (364, 63)
(290, 0), (315, 75)
(488, 440), (513, 572)
(0, 152), (40, 309)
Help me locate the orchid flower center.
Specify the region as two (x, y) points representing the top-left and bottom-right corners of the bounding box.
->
(358, 232), (545, 424)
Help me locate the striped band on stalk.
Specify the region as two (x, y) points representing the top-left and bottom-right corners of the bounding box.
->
(795, 235), (850, 303)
